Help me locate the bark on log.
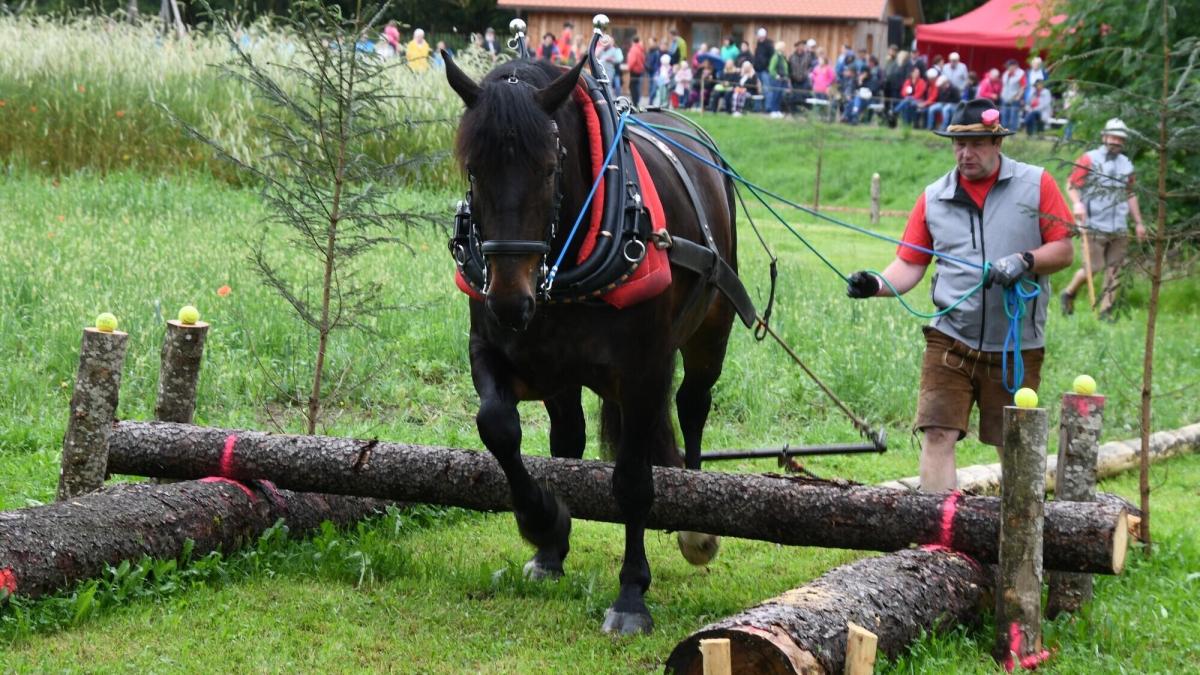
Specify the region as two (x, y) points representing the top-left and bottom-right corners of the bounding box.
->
(1047, 394), (1104, 618)
(878, 422), (1200, 494)
(665, 547), (990, 674)
(57, 327), (128, 501)
(0, 479), (391, 600)
(105, 421), (1129, 573)
(155, 319), (209, 423)
(994, 407), (1050, 668)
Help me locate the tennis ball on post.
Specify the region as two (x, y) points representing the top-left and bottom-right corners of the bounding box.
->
(95, 312), (118, 333)
(1073, 374), (1097, 395)
(1013, 387), (1039, 409)
(178, 305), (200, 325)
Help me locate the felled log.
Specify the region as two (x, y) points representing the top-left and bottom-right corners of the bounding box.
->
(106, 421), (1130, 573)
(0, 479), (391, 600)
(664, 547), (991, 674)
(878, 422), (1200, 494)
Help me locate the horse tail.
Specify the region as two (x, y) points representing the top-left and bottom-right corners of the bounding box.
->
(599, 397), (683, 468)
(599, 398), (621, 462)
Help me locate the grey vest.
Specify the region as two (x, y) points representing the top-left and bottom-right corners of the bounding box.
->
(1081, 147), (1134, 234)
(925, 156), (1050, 351)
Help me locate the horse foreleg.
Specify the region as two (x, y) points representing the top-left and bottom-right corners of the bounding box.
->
(472, 345), (571, 579)
(544, 386), (586, 459)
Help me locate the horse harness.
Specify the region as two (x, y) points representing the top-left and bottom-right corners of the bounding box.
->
(449, 71), (756, 328)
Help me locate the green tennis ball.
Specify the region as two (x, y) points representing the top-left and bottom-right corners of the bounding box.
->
(178, 305), (200, 325)
(95, 312), (118, 333)
(1073, 374), (1097, 395)
(1014, 387), (1038, 409)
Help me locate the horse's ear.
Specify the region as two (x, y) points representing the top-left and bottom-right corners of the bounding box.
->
(443, 49), (481, 108)
(534, 59), (586, 115)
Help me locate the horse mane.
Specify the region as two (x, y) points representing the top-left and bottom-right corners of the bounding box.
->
(454, 60), (567, 174)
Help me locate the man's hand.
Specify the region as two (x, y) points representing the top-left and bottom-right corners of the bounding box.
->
(846, 271), (881, 298)
(1072, 202), (1086, 227)
(986, 253), (1029, 288)
(1135, 223), (1147, 243)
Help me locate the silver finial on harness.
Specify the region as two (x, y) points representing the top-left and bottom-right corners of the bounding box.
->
(592, 14), (610, 33)
(509, 18), (527, 34)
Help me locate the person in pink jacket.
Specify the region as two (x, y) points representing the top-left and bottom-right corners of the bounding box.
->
(976, 68), (1002, 104)
(810, 57), (836, 98)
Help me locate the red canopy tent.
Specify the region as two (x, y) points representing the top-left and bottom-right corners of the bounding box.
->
(916, 0), (1064, 74)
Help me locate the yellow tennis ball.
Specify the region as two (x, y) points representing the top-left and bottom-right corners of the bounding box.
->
(95, 312), (118, 333)
(1014, 387), (1039, 409)
(1073, 374), (1097, 395)
(178, 305), (200, 325)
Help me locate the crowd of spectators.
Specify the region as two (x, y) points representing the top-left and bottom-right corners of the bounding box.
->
(397, 21), (1068, 138)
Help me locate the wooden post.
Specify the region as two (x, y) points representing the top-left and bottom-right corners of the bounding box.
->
(1047, 392), (1105, 618)
(813, 134), (824, 211)
(994, 406), (1051, 670)
(698, 638), (731, 675)
(155, 319), (210, 423)
(1079, 227), (1097, 310)
(869, 173), (881, 226)
(844, 622), (878, 675)
(57, 327), (129, 501)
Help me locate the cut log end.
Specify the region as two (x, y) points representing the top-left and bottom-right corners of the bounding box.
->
(1112, 511), (1128, 574)
(166, 319), (210, 329)
(666, 627), (822, 675)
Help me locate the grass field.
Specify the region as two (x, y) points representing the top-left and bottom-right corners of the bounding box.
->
(1, 105), (1198, 671)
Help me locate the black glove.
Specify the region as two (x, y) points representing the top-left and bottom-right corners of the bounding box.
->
(986, 252), (1029, 288)
(846, 271), (881, 298)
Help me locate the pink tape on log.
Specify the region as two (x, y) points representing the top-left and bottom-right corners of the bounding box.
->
(220, 434), (237, 477)
(938, 490), (962, 548)
(256, 479), (286, 508)
(1004, 622), (1051, 671)
(0, 567), (16, 594)
(199, 476), (257, 501)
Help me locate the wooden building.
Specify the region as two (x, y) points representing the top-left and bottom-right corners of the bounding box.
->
(496, 0), (924, 62)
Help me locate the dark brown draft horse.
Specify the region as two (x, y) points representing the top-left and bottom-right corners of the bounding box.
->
(444, 54), (737, 635)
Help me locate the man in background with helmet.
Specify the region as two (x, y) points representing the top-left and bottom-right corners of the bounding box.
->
(1059, 118), (1147, 319)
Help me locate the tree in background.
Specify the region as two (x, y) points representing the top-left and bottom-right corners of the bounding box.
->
(183, 0), (438, 434)
(1041, 0), (1199, 552)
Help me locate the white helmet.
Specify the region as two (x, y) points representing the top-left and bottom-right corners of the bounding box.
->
(1102, 118), (1129, 139)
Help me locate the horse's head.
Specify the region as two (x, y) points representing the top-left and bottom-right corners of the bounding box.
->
(445, 50), (586, 330)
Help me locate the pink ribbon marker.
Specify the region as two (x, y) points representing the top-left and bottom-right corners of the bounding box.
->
(199, 476), (257, 501)
(0, 567), (17, 595)
(1005, 622), (1052, 671)
(220, 434), (237, 477)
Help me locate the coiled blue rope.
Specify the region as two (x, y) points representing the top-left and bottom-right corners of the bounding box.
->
(1001, 279), (1041, 394)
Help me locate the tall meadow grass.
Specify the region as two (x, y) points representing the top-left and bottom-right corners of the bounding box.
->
(0, 15), (477, 187)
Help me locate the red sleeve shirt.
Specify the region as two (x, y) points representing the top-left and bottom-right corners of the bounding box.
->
(898, 167), (1074, 265)
(1069, 152), (1135, 189)
(1068, 153), (1091, 189)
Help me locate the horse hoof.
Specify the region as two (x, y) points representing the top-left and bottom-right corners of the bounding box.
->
(677, 531), (721, 566)
(601, 608), (654, 636)
(523, 558), (563, 581)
